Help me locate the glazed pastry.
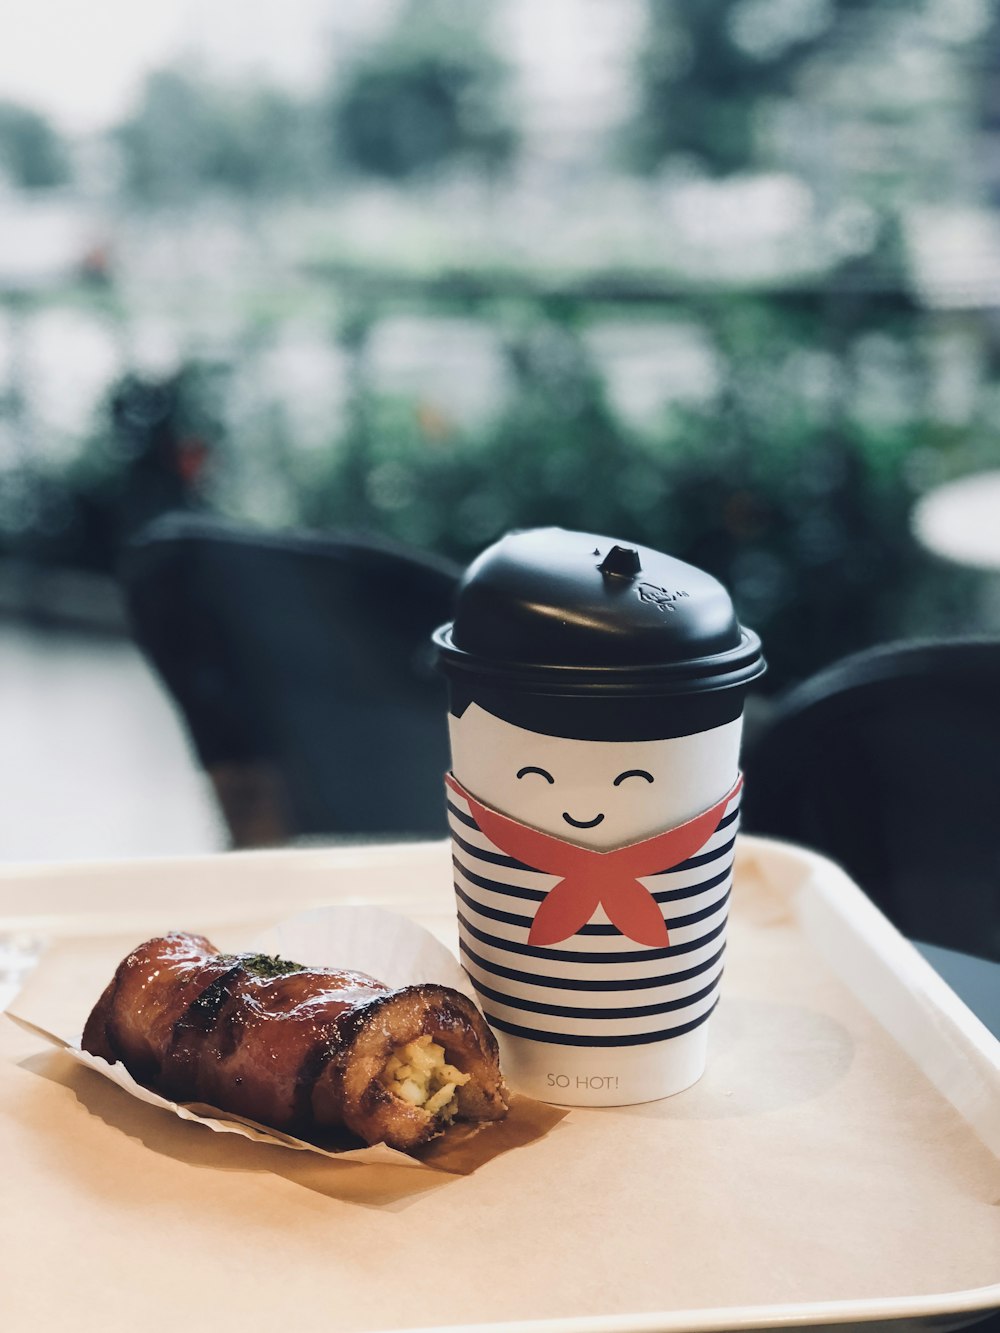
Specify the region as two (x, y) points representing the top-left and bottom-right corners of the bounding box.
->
(82, 932), (508, 1150)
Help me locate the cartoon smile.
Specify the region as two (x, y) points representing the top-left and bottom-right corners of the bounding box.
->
(562, 811), (605, 829)
(514, 765), (654, 835)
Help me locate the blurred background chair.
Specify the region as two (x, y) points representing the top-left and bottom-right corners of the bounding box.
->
(120, 512), (461, 847)
(741, 638), (1000, 964)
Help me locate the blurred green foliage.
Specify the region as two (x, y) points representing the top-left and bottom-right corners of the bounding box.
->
(0, 100), (70, 190)
(286, 292), (983, 691)
(116, 69), (322, 202)
(329, 0), (517, 180)
(6, 365), (223, 573)
(1, 0), (996, 691)
(112, 1), (517, 200)
(626, 0), (835, 175)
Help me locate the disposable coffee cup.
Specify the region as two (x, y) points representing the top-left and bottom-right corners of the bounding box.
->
(432, 527), (765, 1106)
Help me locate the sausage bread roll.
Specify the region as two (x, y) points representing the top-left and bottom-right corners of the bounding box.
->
(82, 931), (508, 1151)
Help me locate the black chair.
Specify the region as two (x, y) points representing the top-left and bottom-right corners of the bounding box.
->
(741, 638), (1000, 963)
(120, 513), (462, 846)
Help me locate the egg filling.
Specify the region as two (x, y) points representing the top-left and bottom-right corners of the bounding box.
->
(381, 1034), (471, 1118)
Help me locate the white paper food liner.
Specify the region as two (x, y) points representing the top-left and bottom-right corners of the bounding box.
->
(7, 904), (563, 1172)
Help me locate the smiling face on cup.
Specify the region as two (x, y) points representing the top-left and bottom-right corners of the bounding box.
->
(448, 704), (743, 850)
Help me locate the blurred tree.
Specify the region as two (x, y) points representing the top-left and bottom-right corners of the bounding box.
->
(74, 364), (225, 570)
(117, 67), (324, 203)
(7, 363), (226, 575)
(624, 0), (908, 177)
(972, 2), (1000, 209)
(328, 0), (517, 180)
(0, 101), (70, 190)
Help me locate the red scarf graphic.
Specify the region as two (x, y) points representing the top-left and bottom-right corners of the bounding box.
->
(446, 772), (742, 949)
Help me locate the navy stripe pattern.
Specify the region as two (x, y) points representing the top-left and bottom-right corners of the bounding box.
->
(450, 783), (741, 1048)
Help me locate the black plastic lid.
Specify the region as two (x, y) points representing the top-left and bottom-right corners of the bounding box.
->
(433, 527), (765, 700)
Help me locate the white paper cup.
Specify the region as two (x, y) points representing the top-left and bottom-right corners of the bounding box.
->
(433, 527), (764, 1107)
(447, 707), (744, 1106)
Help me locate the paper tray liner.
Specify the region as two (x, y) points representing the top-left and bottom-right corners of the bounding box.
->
(1, 838), (998, 1333)
(6, 903), (567, 1174)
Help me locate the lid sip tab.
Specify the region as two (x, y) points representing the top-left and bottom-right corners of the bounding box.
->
(598, 545), (642, 579)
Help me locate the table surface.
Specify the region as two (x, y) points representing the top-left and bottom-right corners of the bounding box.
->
(915, 942), (1000, 1039)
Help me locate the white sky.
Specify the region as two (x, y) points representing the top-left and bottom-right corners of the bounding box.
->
(0, 0), (398, 132)
(0, 0), (641, 135)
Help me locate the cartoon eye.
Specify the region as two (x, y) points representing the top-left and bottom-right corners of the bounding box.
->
(516, 766), (555, 784)
(613, 769), (654, 786)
